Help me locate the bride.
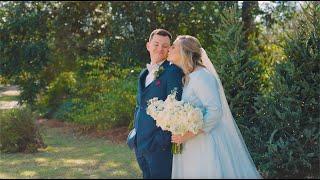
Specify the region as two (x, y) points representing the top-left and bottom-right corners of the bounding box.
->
(167, 35), (262, 179)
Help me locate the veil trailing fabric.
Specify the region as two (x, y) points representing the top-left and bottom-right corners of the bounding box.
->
(200, 48), (262, 178)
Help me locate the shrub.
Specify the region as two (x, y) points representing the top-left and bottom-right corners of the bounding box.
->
(253, 2), (320, 178)
(0, 107), (46, 153)
(51, 61), (140, 130)
(53, 77), (136, 130)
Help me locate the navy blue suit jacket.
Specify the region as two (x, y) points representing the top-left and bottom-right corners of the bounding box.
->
(127, 60), (183, 154)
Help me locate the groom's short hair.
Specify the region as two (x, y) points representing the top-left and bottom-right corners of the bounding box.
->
(149, 29), (172, 42)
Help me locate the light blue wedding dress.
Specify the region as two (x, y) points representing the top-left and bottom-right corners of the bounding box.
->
(172, 67), (262, 179)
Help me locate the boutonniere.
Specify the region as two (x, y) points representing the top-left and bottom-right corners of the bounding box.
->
(153, 66), (165, 80)
(156, 80), (161, 87)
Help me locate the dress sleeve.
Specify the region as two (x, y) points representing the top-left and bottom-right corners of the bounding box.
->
(192, 71), (223, 133)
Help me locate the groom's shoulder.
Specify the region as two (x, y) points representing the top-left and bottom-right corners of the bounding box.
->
(138, 68), (147, 77)
(166, 63), (183, 75)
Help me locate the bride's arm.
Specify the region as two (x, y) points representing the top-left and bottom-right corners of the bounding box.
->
(193, 72), (223, 133)
(171, 72), (222, 144)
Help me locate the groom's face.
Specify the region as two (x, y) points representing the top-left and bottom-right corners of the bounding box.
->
(146, 34), (171, 63)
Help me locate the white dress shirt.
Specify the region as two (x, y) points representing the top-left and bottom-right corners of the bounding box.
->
(145, 60), (165, 87)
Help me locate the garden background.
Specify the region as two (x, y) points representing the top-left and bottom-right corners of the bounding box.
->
(0, 1), (319, 178)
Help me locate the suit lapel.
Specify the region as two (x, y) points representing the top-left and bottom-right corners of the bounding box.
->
(138, 68), (148, 93)
(142, 60), (170, 95)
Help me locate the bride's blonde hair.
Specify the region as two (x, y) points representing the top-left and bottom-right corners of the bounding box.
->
(176, 35), (205, 85)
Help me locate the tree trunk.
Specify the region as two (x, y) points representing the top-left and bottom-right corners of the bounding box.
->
(241, 1), (259, 62)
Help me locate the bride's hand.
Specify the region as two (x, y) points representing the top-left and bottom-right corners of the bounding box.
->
(171, 131), (197, 144)
(171, 134), (184, 144)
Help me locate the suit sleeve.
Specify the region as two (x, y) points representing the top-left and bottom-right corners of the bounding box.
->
(126, 73), (141, 150)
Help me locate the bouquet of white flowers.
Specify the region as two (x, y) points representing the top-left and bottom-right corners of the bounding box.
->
(146, 90), (204, 154)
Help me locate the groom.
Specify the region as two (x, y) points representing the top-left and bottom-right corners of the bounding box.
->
(127, 29), (183, 179)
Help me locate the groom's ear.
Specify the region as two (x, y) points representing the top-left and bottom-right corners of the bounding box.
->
(146, 42), (150, 52)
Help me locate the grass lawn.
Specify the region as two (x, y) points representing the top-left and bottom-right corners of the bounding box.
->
(0, 126), (142, 179)
(0, 95), (19, 101)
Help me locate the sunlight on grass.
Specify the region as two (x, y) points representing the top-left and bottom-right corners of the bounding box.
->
(20, 170), (37, 177)
(35, 158), (48, 163)
(102, 161), (121, 169)
(93, 153), (105, 157)
(0, 172), (13, 179)
(7, 159), (28, 166)
(0, 127), (142, 178)
(89, 174), (99, 178)
(61, 158), (97, 166)
(110, 169), (129, 176)
(44, 146), (75, 153)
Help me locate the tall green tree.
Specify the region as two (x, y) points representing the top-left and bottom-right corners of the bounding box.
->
(105, 1), (223, 67)
(0, 2), (112, 104)
(254, 2), (320, 178)
(0, 2), (51, 104)
(208, 6), (263, 158)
